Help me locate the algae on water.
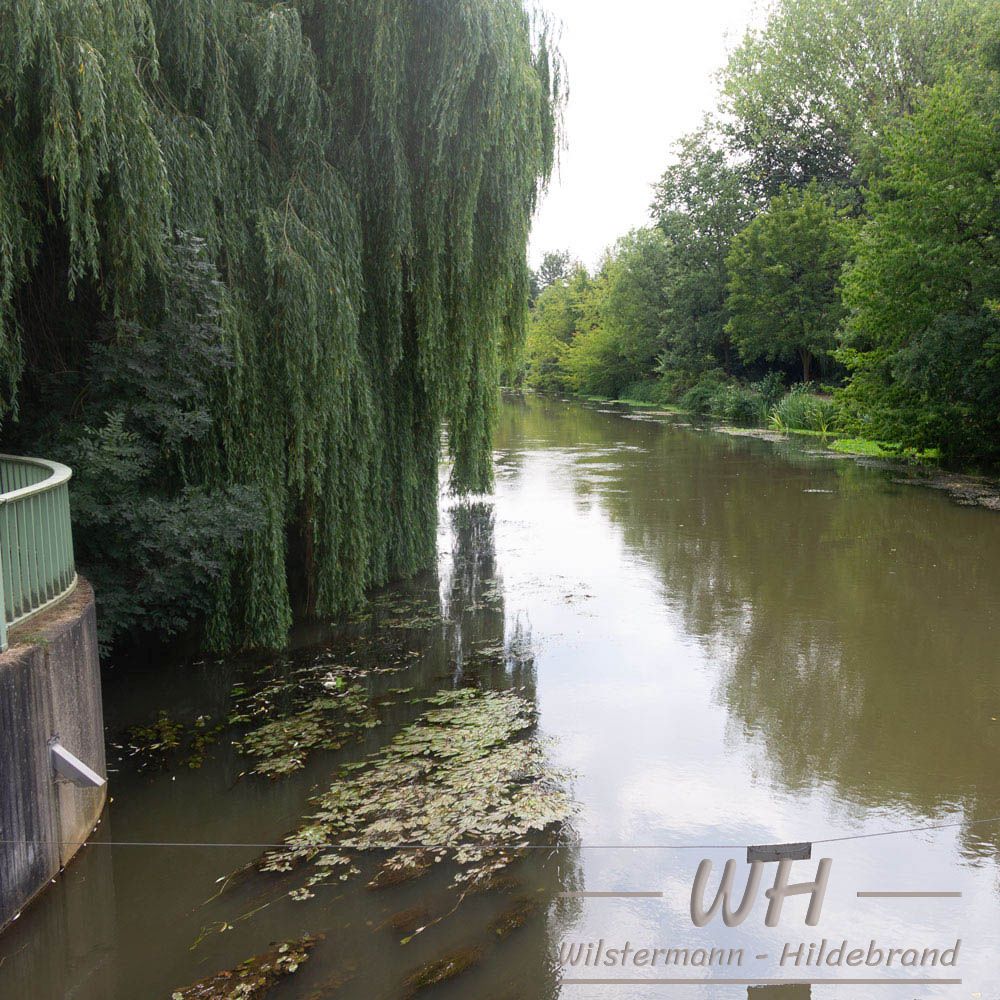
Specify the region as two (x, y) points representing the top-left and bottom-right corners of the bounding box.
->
(261, 689), (573, 896)
(170, 936), (315, 999)
(231, 592), (445, 776)
(116, 712), (225, 772)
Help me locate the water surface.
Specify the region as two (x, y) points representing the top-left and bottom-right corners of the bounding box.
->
(2, 395), (999, 999)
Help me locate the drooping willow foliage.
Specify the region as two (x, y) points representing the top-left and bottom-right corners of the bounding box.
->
(0, 0), (561, 649)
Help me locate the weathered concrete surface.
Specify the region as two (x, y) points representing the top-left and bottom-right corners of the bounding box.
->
(0, 579), (106, 932)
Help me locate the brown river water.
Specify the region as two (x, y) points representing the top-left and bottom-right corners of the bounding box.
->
(1, 394), (999, 999)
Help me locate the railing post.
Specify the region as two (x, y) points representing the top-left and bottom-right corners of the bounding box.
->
(0, 510), (7, 653)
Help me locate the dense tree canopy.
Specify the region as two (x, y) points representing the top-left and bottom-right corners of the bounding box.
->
(0, 0), (561, 650)
(721, 0), (990, 195)
(839, 77), (1000, 461)
(651, 126), (754, 384)
(522, 265), (589, 394)
(727, 183), (851, 382)
(521, 0), (1000, 465)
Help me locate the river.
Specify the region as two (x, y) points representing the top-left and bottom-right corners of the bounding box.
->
(2, 394), (999, 999)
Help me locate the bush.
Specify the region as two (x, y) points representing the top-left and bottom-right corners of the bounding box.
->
(562, 323), (640, 398)
(619, 380), (671, 405)
(679, 372), (728, 415)
(718, 385), (766, 425)
(17, 236), (261, 652)
(772, 389), (839, 432)
(750, 372), (786, 410)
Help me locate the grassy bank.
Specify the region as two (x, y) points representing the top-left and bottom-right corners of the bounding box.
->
(570, 388), (937, 463)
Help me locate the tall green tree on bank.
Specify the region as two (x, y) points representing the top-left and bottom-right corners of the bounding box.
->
(726, 183), (852, 383)
(523, 266), (590, 393)
(0, 0), (561, 650)
(531, 250), (574, 302)
(524, 230), (672, 399)
(651, 126), (754, 386)
(560, 230), (670, 397)
(839, 76), (1000, 462)
(721, 0), (990, 196)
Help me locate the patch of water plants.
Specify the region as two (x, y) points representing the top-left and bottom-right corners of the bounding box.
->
(260, 688), (573, 898)
(114, 711), (226, 772)
(229, 589), (501, 777)
(231, 663), (382, 778)
(230, 595), (446, 777)
(171, 936), (315, 999)
(345, 592), (445, 631)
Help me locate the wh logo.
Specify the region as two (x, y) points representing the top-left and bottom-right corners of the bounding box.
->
(690, 858), (833, 928)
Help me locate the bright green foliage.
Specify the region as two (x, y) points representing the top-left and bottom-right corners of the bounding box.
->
(598, 228), (671, 372)
(523, 266), (590, 393)
(771, 386), (839, 433)
(562, 321), (632, 399)
(651, 126), (755, 386)
(722, 0), (991, 195)
(0, 1), (561, 650)
(561, 229), (670, 397)
(839, 77), (1000, 462)
(523, 229), (671, 398)
(726, 183), (852, 383)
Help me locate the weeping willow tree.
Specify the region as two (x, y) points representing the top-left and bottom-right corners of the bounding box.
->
(0, 0), (561, 650)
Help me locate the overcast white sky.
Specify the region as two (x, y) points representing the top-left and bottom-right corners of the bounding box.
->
(529, 0), (762, 269)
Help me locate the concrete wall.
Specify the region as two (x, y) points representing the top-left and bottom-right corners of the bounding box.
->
(0, 579), (106, 932)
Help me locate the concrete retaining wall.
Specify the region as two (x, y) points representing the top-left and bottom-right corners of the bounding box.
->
(0, 579), (106, 932)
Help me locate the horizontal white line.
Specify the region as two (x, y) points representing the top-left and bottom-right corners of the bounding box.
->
(857, 891), (962, 898)
(560, 979), (963, 986)
(559, 891), (664, 898)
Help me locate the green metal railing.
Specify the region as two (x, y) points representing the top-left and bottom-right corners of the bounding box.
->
(0, 455), (77, 651)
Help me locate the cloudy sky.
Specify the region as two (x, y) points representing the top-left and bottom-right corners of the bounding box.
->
(529, 0), (762, 269)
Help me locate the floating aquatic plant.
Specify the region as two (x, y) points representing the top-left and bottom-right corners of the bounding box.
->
(347, 592), (445, 631)
(488, 894), (544, 940)
(401, 946), (485, 998)
(231, 666), (380, 778)
(261, 689), (573, 896)
(171, 936), (316, 999)
(230, 591), (460, 776)
(116, 712), (225, 772)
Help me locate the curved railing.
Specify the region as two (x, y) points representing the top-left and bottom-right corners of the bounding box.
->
(0, 455), (77, 651)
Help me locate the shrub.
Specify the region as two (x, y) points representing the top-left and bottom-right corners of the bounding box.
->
(679, 372), (728, 415)
(750, 372), (786, 410)
(772, 390), (839, 432)
(721, 386), (766, 425)
(18, 236), (261, 652)
(619, 380), (671, 405)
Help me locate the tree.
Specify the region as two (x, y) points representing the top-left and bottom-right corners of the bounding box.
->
(29, 238), (261, 651)
(838, 76), (1000, 461)
(598, 228), (671, 374)
(721, 0), (991, 197)
(0, 0), (562, 651)
(726, 183), (851, 383)
(523, 266), (591, 393)
(535, 250), (574, 292)
(556, 233), (670, 398)
(651, 125), (755, 385)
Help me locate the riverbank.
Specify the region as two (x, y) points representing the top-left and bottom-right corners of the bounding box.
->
(566, 391), (1000, 513)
